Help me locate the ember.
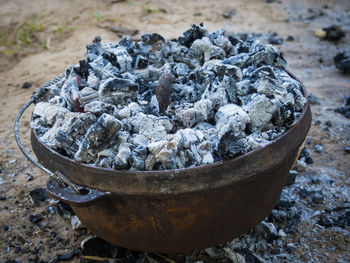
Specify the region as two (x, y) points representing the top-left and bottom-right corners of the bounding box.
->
(31, 24), (306, 170)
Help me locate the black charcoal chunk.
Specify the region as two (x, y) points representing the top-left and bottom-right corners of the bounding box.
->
(218, 132), (246, 159)
(99, 77), (139, 106)
(178, 23), (207, 48)
(334, 52), (350, 74)
(75, 113), (122, 162)
(29, 188), (48, 203)
(21, 82), (32, 89)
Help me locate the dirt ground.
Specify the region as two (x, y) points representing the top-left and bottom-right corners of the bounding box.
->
(0, 0), (349, 262)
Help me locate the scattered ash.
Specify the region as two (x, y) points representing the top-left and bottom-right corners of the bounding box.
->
(31, 23), (307, 171)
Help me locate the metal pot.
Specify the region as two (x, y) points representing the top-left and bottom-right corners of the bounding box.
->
(15, 77), (311, 253)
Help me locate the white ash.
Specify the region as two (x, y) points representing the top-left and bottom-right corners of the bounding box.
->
(31, 23), (307, 170)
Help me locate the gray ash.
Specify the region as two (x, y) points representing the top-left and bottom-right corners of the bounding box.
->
(31, 24), (307, 170)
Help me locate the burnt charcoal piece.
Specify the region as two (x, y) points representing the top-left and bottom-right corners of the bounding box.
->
(275, 191), (294, 210)
(334, 52), (350, 74)
(29, 214), (42, 224)
(75, 113), (122, 162)
(25, 173), (34, 181)
(141, 33), (165, 45)
(298, 188), (314, 199)
(298, 147), (313, 164)
(286, 35), (294, 41)
(74, 60), (91, 80)
(268, 33), (283, 45)
(22, 82), (32, 89)
(155, 73), (173, 114)
(318, 214), (334, 227)
(178, 23), (205, 48)
(99, 78), (139, 106)
(335, 95), (350, 118)
(29, 188), (48, 203)
(308, 93), (320, 104)
(134, 55), (148, 69)
(218, 132), (245, 159)
(86, 37), (103, 62)
(255, 221), (278, 242)
(280, 102), (295, 126)
(322, 25), (346, 41)
(337, 211), (350, 228)
(102, 51), (120, 69)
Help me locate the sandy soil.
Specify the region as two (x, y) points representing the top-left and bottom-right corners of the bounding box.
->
(1, 0), (349, 262)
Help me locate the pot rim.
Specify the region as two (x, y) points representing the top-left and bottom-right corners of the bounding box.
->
(31, 83), (311, 195)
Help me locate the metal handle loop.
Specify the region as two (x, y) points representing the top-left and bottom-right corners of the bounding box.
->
(14, 76), (82, 195)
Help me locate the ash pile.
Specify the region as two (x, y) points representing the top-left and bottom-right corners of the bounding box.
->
(31, 23), (306, 170)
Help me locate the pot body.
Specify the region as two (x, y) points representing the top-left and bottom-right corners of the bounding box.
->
(71, 158), (292, 253)
(37, 103), (311, 253)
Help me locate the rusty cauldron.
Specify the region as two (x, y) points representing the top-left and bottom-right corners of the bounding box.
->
(15, 74), (311, 254)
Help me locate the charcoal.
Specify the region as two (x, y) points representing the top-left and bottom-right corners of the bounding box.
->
(32, 102), (68, 125)
(32, 24), (306, 171)
(84, 100), (117, 117)
(345, 146), (350, 153)
(134, 55), (148, 69)
(98, 77), (139, 106)
(41, 112), (96, 157)
(243, 94), (276, 132)
(32, 81), (62, 103)
(215, 104), (249, 139)
(173, 62), (189, 76)
(96, 149), (117, 168)
(29, 188), (48, 203)
(60, 71), (84, 112)
(116, 102), (141, 119)
(268, 33), (283, 45)
(298, 147), (313, 164)
(86, 37), (103, 62)
(191, 37), (225, 62)
(74, 60), (91, 79)
(308, 93), (320, 104)
(334, 52), (350, 74)
(209, 29), (234, 54)
(29, 214), (42, 224)
(218, 132), (246, 159)
(75, 113), (122, 162)
(114, 143), (132, 169)
(130, 145), (147, 170)
(321, 25), (346, 41)
(21, 82), (32, 89)
(178, 23), (208, 48)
